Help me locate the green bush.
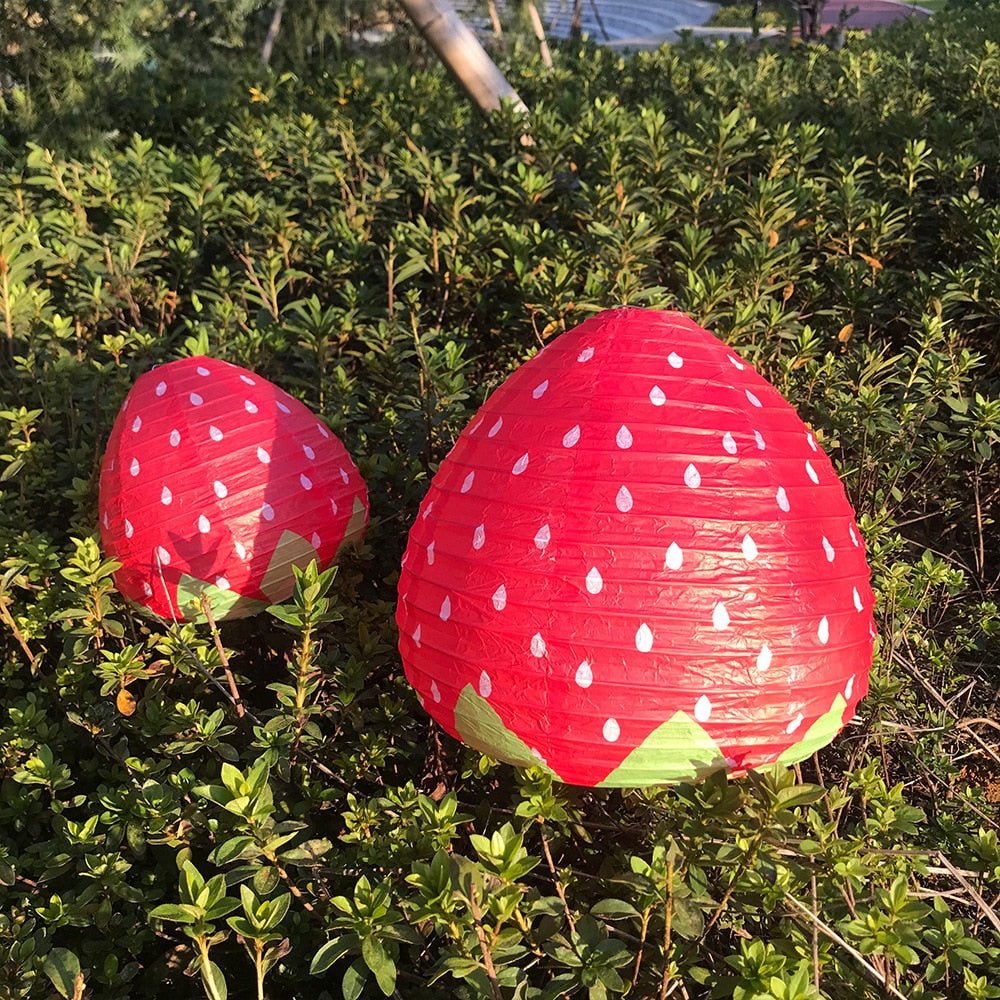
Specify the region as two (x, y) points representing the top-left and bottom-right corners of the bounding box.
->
(1, 6), (999, 998)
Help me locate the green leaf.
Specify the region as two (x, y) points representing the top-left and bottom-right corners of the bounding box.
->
(210, 836), (257, 866)
(362, 935), (396, 995)
(311, 937), (350, 975)
(775, 784), (826, 810)
(43, 948), (82, 1000)
(201, 959), (228, 1000)
(342, 959), (367, 1000)
(671, 897), (704, 940)
(590, 898), (641, 919)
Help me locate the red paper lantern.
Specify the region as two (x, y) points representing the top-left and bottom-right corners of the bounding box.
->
(99, 356), (368, 621)
(396, 308), (874, 787)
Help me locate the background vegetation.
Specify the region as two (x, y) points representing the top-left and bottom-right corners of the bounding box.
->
(1, 2), (999, 997)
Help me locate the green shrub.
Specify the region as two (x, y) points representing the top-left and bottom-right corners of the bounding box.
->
(0, 6), (999, 998)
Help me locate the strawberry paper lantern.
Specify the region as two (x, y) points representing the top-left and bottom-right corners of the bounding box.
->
(396, 308), (874, 787)
(99, 356), (368, 621)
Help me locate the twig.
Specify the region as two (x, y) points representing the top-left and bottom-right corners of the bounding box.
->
(937, 852), (1000, 934)
(468, 884), (503, 1000)
(200, 594), (245, 718)
(783, 891), (909, 1000)
(538, 822), (576, 934)
(0, 599), (38, 671)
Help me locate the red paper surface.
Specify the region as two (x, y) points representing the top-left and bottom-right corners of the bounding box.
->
(396, 308), (874, 787)
(99, 356), (368, 621)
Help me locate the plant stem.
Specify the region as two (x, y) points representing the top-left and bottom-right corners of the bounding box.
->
(538, 821), (576, 934)
(200, 594), (245, 718)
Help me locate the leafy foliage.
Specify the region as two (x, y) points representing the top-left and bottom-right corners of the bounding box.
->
(1, 5), (999, 998)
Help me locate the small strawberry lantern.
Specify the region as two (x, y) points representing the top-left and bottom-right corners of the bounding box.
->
(99, 357), (368, 621)
(396, 308), (875, 787)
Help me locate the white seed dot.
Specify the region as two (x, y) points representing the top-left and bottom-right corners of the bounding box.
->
(729, 355), (745, 370)
(209, 425), (223, 442)
(160, 485), (172, 505)
(440, 596), (452, 621)
(488, 417), (503, 438)
(853, 587), (863, 612)
(300, 473), (313, 490)
(603, 718), (620, 742)
(303, 444), (315, 460)
(316, 422), (330, 438)
(805, 460), (819, 484)
(276, 401), (291, 414)
(339, 468), (349, 485)
(742, 533), (759, 560)
(479, 670), (492, 697)
(615, 425), (633, 449)
(311, 532), (321, 549)
(130, 458), (140, 476)
(213, 480), (227, 499)
(694, 695), (712, 722)
(102, 511), (109, 528)
(635, 623), (653, 652)
(492, 584), (507, 611)
(668, 351), (683, 368)
(169, 429), (181, 447)
(577, 346), (595, 363)
(665, 542), (683, 571)
(142, 582), (153, 597)
(131, 416), (142, 432)
(430, 679), (441, 702)
(754, 430), (766, 451)
(512, 453), (529, 475)
(530, 633), (547, 658)
(235, 541), (248, 560)
(198, 514), (210, 533)
(563, 424), (581, 448)
(124, 518), (134, 538)
(845, 675), (855, 699)
(257, 447), (270, 464)
(776, 486), (790, 512)
(818, 616), (830, 644)
(586, 566), (603, 594)
(616, 485), (633, 512)
(712, 602), (730, 630)
(240, 375), (256, 386)
(330, 498), (338, 515)
(215, 576), (230, 590)
(532, 380), (549, 399)
(473, 524), (486, 550)
(244, 399), (258, 414)
(426, 541), (435, 565)
(412, 624), (422, 647)
(807, 432), (817, 451)
(756, 643), (772, 671)
(196, 365), (210, 377)
(822, 536), (835, 562)
(190, 392), (203, 406)
(849, 525), (860, 547)
(534, 523), (551, 551)
(155, 380), (167, 396)
(684, 464), (701, 489)
(649, 385), (666, 406)
(460, 471), (475, 493)
(575, 660), (593, 688)
(722, 431), (737, 455)
(786, 713), (804, 734)
(155, 546), (171, 566)
(261, 503), (275, 521)
(745, 389), (762, 408)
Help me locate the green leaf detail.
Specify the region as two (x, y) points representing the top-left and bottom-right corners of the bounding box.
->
(42, 948), (82, 1000)
(598, 711), (725, 787)
(776, 694), (848, 767)
(453, 684), (561, 780)
(176, 574), (266, 622)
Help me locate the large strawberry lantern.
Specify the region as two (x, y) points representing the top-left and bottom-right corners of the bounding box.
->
(396, 308), (874, 787)
(99, 357), (368, 621)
